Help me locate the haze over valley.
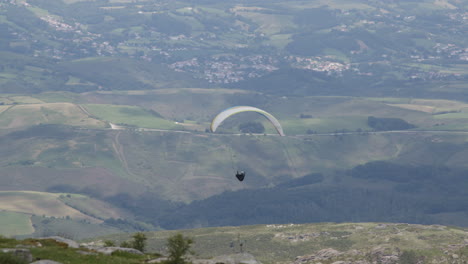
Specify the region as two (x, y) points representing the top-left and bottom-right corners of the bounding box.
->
(0, 0), (467, 263)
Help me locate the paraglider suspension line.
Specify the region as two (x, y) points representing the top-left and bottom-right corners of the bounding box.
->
(227, 144), (237, 170)
(281, 140), (299, 178)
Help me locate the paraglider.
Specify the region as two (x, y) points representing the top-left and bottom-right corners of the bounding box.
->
(210, 106), (285, 181)
(210, 106), (285, 136)
(235, 171), (245, 181)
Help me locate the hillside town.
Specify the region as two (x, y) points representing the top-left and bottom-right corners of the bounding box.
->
(3, 0), (468, 84)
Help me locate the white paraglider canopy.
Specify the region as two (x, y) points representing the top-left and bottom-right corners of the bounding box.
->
(210, 106), (285, 136)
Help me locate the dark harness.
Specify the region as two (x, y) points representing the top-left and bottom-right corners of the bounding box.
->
(235, 171), (245, 181)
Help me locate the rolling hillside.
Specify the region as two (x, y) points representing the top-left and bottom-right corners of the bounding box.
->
(0, 90), (468, 236)
(0, 0), (467, 239)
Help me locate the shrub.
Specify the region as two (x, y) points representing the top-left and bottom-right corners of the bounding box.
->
(239, 122), (265, 134)
(120, 241), (132, 248)
(367, 116), (415, 131)
(0, 252), (28, 264)
(104, 240), (116, 247)
(131, 232), (147, 252)
(166, 233), (194, 264)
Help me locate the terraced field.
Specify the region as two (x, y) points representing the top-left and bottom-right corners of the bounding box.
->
(0, 191), (130, 237)
(0, 211), (33, 236)
(0, 103), (106, 129)
(0, 191), (101, 222)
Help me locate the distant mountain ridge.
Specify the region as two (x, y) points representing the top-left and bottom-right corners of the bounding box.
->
(1, 0), (467, 97)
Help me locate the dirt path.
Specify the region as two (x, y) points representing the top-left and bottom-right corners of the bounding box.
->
(109, 123), (125, 130)
(76, 104), (91, 117)
(0, 105), (15, 117)
(112, 131), (133, 176)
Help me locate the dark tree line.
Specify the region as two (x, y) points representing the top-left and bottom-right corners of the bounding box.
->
(239, 122), (265, 134)
(103, 161), (468, 230)
(367, 116), (416, 131)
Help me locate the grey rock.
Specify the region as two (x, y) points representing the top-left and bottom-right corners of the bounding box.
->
(315, 248), (342, 259)
(375, 224), (387, 229)
(31, 260), (64, 264)
(294, 248), (344, 264)
(147, 257), (168, 263)
(77, 250), (98, 255)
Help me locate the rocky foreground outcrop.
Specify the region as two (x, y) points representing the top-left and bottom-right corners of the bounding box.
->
(146, 253), (260, 264)
(2, 222), (468, 264)
(292, 243), (468, 264)
(2, 236), (262, 264)
(30, 260), (63, 264)
(1, 236), (144, 264)
(293, 247), (399, 264)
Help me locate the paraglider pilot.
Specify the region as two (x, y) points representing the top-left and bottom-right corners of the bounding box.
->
(235, 171), (245, 181)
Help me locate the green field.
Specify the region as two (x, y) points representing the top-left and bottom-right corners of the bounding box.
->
(83, 104), (183, 129)
(282, 116), (370, 134)
(58, 194), (126, 221)
(0, 211), (33, 236)
(0, 103), (106, 129)
(7, 96), (44, 104)
(27, 215), (123, 240)
(234, 11), (295, 36)
(266, 34), (293, 49)
(0, 191), (98, 221)
(33, 92), (84, 103)
(434, 112), (468, 119)
(0, 191), (132, 238)
(0, 191), (128, 220)
(75, 92), (444, 133)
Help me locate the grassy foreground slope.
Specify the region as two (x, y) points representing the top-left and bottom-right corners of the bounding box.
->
(0, 222), (466, 263)
(0, 191), (99, 222)
(101, 222), (468, 264)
